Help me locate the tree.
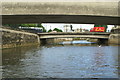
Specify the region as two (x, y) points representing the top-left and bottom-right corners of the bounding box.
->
(53, 28), (63, 32)
(28, 24), (36, 27)
(48, 29), (52, 32)
(3, 24), (21, 29)
(37, 24), (43, 27)
(42, 27), (46, 32)
(94, 24), (108, 32)
(37, 24), (46, 32)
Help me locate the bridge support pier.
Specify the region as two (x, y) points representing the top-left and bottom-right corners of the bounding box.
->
(86, 38), (98, 42)
(97, 39), (108, 45)
(40, 38), (56, 45)
(87, 38), (109, 45)
(40, 39), (47, 45)
(109, 26), (120, 45)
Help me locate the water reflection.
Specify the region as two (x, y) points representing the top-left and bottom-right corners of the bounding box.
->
(2, 40), (119, 78)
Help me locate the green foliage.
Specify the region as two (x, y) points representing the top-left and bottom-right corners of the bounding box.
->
(94, 24), (107, 27)
(37, 24), (46, 32)
(48, 28), (63, 32)
(20, 24), (37, 27)
(53, 28), (63, 32)
(48, 29), (52, 32)
(94, 24), (108, 32)
(3, 24), (21, 29)
(37, 24), (43, 27)
(42, 27), (46, 32)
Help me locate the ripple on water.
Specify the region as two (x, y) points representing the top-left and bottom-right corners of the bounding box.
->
(2, 41), (119, 78)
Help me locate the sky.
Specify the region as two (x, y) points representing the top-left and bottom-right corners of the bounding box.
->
(42, 23), (114, 32)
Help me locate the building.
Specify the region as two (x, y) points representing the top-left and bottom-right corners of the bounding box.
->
(64, 25), (73, 32)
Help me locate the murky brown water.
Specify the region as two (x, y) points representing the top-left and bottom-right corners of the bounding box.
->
(2, 40), (119, 78)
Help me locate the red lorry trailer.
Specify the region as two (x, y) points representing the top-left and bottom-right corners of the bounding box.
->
(90, 27), (105, 32)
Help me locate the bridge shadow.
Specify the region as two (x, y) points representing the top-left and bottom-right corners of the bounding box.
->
(40, 38), (109, 47)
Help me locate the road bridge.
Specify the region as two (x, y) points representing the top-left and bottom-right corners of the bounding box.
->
(38, 32), (110, 39)
(1, 2), (120, 25)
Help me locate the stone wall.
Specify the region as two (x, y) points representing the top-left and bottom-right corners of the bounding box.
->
(1, 28), (40, 49)
(109, 34), (120, 45)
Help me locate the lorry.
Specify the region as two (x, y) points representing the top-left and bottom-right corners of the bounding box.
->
(90, 25), (107, 32)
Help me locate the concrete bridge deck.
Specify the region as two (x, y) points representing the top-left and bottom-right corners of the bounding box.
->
(1, 2), (120, 25)
(1, 2), (119, 16)
(38, 32), (110, 39)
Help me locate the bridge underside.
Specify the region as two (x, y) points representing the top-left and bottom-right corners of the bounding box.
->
(2, 15), (120, 25)
(2, 2), (120, 25)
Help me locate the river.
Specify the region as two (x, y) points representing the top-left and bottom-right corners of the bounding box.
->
(2, 40), (119, 78)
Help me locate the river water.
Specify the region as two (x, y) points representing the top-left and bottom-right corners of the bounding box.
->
(2, 40), (119, 78)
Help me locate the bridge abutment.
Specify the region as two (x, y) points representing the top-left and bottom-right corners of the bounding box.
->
(109, 25), (120, 45)
(108, 34), (120, 45)
(40, 39), (48, 45)
(98, 38), (109, 45)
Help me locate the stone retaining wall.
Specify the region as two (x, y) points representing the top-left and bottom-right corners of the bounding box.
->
(109, 34), (120, 45)
(1, 28), (40, 49)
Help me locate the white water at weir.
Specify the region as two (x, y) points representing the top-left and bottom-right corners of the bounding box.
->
(62, 40), (96, 44)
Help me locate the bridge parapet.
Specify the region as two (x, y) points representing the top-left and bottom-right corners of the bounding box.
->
(38, 32), (110, 35)
(37, 32), (110, 39)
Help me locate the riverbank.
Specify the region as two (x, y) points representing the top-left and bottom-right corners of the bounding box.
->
(1, 28), (40, 49)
